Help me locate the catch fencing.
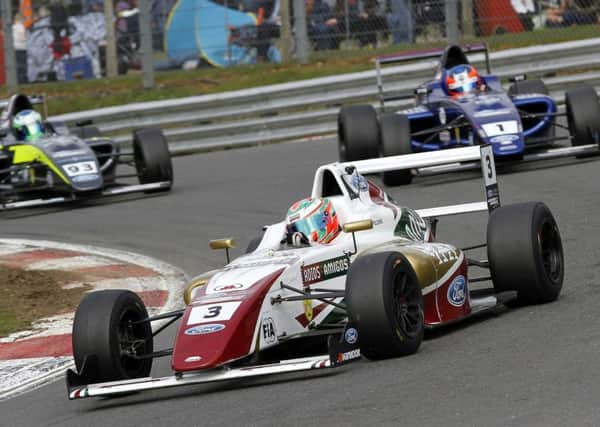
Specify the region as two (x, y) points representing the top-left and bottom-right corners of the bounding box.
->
(49, 37), (600, 154)
(2, 0), (600, 89)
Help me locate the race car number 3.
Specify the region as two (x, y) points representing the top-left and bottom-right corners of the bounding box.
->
(187, 301), (242, 325)
(63, 161), (98, 177)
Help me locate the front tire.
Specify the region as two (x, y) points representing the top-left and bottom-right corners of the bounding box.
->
(346, 252), (424, 360)
(338, 105), (380, 162)
(379, 113), (413, 186)
(133, 127), (173, 188)
(487, 202), (564, 305)
(565, 86), (600, 147)
(72, 290), (153, 383)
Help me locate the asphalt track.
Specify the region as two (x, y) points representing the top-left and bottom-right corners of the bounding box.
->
(1, 137), (600, 426)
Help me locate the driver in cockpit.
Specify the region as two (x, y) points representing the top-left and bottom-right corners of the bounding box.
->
(284, 197), (341, 247)
(12, 109), (45, 142)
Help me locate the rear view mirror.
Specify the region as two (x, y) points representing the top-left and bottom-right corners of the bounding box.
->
(209, 238), (236, 263)
(343, 220), (373, 233)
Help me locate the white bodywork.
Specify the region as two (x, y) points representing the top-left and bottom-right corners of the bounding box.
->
(195, 146), (496, 355)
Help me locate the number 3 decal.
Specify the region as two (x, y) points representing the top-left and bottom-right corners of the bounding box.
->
(480, 146), (497, 187)
(486, 154), (493, 178)
(187, 301), (242, 325)
(203, 305), (222, 318)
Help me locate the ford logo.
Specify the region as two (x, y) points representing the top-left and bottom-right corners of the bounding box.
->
(185, 323), (226, 335)
(344, 327), (358, 344)
(490, 134), (519, 143)
(447, 275), (467, 307)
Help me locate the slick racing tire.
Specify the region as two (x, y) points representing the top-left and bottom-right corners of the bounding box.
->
(72, 290), (153, 383)
(379, 113), (413, 186)
(508, 79), (548, 96)
(346, 252), (424, 360)
(565, 85), (600, 148)
(338, 105), (380, 162)
(487, 202), (564, 305)
(72, 125), (101, 139)
(133, 127), (173, 189)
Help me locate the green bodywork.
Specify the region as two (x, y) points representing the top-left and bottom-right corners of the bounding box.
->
(8, 144), (69, 183)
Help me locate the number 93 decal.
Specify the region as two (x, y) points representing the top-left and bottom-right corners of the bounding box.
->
(63, 161), (98, 177)
(187, 301), (242, 325)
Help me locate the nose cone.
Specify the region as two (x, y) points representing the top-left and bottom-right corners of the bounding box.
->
(171, 268), (284, 372)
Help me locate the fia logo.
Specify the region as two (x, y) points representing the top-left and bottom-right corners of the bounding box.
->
(262, 317), (277, 345)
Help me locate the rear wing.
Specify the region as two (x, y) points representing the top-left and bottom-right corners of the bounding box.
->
(0, 94), (48, 119)
(375, 43), (491, 111)
(340, 145), (500, 218)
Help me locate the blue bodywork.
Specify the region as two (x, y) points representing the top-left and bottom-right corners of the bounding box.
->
(399, 73), (557, 158)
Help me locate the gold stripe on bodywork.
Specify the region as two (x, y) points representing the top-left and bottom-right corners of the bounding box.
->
(183, 270), (219, 305)
(360, 240), (463, 292)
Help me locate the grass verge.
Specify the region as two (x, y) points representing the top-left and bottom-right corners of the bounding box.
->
(2, 26), (597, 116)
(0, 265), (91, 337)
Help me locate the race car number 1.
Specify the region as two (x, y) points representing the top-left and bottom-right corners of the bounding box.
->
(187, 301), (242, 325)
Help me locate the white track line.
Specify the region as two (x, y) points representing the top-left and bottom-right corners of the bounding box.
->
(0, 238), (188, 401)
(25, 255), (115, 271)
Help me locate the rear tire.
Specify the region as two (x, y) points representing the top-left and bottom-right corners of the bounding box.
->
(72, 290), (153, 383)
(487, 202), (564, 305)
(45, 119), (70, 136)
(338, 105), (380, 162)
(346, 252), (424, 360)
(133, 128), (173, 189)
(565, 85), (600, 147)
(72, 125), (101, 139)
(508, 79), (548, 96)
(379, 113), (413, 186)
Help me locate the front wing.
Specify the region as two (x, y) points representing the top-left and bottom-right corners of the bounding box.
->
(68, 355), (334, 400)
(0, 181), (171, 211)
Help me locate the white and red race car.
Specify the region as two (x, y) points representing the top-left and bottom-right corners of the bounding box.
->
(67, 145), (563, 399)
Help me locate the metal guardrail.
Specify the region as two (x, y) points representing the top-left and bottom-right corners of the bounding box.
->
(50, 38), (600, 154)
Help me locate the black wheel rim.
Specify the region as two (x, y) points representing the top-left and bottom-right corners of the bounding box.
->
(117, 308), (149, 377)
(538, 220), (563, 284)
(392, 269), (423, 339)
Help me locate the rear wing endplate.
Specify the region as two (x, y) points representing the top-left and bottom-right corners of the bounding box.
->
(340, 145), (500, 218)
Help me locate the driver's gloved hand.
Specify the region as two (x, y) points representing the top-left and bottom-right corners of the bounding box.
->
(282, 231), (309, 247)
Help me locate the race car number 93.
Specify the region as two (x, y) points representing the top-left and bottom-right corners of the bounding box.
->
(63, 161), (98, 177)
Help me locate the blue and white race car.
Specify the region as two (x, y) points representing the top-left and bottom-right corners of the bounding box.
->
(338, 44), (600, 185)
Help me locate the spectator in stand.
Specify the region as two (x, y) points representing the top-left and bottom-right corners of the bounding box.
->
(387, 0), (412, 44)
(546, 0), (599, 27)
(306, 0), (341, 50)
(12, 13), (28, 83)
(343, 0), (387, 47)
(511, 0), (536, 31)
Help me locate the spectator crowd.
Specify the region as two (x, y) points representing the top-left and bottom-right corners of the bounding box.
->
(5, 0), (600, 81)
